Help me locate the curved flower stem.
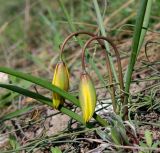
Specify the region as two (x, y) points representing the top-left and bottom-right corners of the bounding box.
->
(59, 31), (109, 126)
(82, 36), (127, 118)
(59, 31), (115, 111)
(60, 31), (105, 60)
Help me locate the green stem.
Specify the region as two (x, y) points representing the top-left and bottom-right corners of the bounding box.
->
(93, 0), (119, 83)
(137, 0), (153, 53)
(60, 31), (98, 60)
(81, 36), (125, 115)
(124, 0), (149, 113)
(60, 31), (107, 86)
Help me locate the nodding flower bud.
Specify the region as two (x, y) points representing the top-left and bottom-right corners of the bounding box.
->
(79, 72), (97, 123)
(52, 61), (69, 109)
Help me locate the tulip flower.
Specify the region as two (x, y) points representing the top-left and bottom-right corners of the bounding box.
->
(79, 72), (97, 122)
(52, 61), (69, 109)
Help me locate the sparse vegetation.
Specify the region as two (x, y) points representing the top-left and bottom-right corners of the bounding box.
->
(0, 0), (160, 152)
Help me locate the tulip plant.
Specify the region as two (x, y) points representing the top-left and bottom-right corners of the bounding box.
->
(52, 31), (127, 123)
(0, 31), (125, 127)
(0, 0), (151, 128)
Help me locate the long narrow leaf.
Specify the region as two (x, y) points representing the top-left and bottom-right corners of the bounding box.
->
(0, 83), (52, 106)
(93, 0), (118, 83)
(0, 83), (84, 124)
(0, 67), (108, 126)
(0, 67), (79, 106)
(124, 0), (149, 103)
(138, 0), (152, 52)
(58, 0), (76, 32)
(0, 106), (33, 122)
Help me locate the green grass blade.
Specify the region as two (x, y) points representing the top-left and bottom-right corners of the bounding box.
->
(51, 147), (62, 153)
(58, 0), (76, 32)
(124, 0), (149, 102)
(93, 0), (118, 83)
(93, 0), (108, 39)
(0, 83), (84, 124)
(0, 83), (52, 106)
(89, 58), (106, 85)
(138, 0), (152, 52)
(9, 134), (20, 153)
(0, 92), (19, 108)
(0, 106), (33, 122)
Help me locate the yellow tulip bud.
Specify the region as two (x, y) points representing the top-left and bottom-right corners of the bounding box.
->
(79, 72), (97, 123)
(52, 61), (69, 109)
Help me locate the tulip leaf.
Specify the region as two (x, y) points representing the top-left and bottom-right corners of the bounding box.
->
(0, 83), (85, 124)
(124, 0), (152, 106)
(0, 67), (79, 107)
(0, 67), (108, 127)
